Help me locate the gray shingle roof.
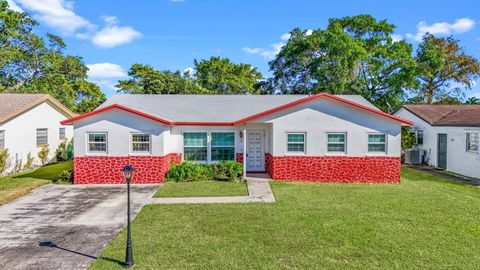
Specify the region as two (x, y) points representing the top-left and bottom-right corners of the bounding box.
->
(99, 94), (379, 122)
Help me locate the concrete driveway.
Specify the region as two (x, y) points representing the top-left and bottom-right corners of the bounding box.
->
(0, 184), (158, 270)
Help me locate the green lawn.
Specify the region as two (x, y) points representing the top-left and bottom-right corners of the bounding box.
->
(154, 181), (248, 197)
(90, 168), (480, 269)
(0, 161), (72, 205)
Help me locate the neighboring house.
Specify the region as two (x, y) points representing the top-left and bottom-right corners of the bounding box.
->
(0, 94), (76, 174)
(61, 93), (412, 184)
(395, 105), (480, 179)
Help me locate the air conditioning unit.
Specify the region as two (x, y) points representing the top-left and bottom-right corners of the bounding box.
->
(404, 148), (425, 165)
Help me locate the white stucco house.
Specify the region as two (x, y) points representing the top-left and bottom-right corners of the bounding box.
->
(395, 105), (480, 179)
(0, 94), (75, 174)
(61, 93), (412, 184)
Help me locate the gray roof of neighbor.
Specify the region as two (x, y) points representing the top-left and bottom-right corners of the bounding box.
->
(402, 105), (480, 127)
(99, 94), (380, 122)
(0, 94), (49, 119)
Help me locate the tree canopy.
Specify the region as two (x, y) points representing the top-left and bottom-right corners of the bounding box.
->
(0, 0), (105, 113)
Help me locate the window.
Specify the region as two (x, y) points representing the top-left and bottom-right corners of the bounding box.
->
(59, 128), (66, 140)
(36, 128), (48, 146)
(327, 133), (346, 153)
(286, 133), (305, 153)
(415, 130), (424, 145)
(368, 133), (386, 153)
(211, 132), (235, 161)
(184, 132), (207, 161)
(87, 133), (107, 153)
(0, 130), (4, 150)
(466, 132), (479, 152)
(131, 133), (151, 153)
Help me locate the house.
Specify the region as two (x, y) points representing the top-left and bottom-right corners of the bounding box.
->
(395, 105), (480, 179)
(0, 94), (76, 174)
(61, 93), (412, 184)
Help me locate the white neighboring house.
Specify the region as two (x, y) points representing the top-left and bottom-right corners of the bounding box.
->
(395, 105), (480, 179)
(0, 94), (76, 174)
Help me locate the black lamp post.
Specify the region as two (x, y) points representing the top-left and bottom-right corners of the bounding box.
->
(121, 163), (135, 268)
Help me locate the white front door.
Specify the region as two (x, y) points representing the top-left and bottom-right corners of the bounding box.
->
(246, 131), (264, 172)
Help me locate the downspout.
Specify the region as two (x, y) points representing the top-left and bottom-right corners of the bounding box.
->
(243, 126), (247, 179)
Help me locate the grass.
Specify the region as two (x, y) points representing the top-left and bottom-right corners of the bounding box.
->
(0, 161), (73, 205)
(90, 167), (480, 269)
(154, 181), (248, 197)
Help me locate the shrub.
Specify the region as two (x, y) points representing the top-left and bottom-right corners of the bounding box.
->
(13, 153), (22, 173)
(0, 149), (10, 175)
(38, 146), (50, 166)
(211, 160), (244, 182)
(56, 169), (73, 184)
(23, 152), (34, 171)
(55, 141), (67, 162)
(166, 162), (212, 182)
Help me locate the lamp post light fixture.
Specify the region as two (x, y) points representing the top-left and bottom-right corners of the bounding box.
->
(121, 163), (135, 268)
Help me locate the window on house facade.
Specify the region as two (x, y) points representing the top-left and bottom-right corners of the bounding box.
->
(415, 130), (424, 145)
(36, 128), (48, 146)
(327, 133), (346, 153)
(87, 133), (107, 153)
(286, 133), (305, 153)
(0, 130), (4, 150)
(466, 132), (479, 152)
(211, 132), (235, 161)
(59, 127), (66, 140)
(368, 133), (386, 153)
(183, 132), (208, 161)
(131, 133), (151, 153)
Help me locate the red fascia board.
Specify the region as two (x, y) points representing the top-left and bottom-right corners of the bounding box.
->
(233, 93), (413, 126)
(60, 104), (173, 126)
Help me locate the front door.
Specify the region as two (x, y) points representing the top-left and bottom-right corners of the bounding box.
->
(246, 131), (264, 172)
(437, 133), (447, 170)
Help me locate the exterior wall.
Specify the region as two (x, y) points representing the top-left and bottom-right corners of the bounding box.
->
(0, 101), (73, 174)
(395, 108), (480, 179)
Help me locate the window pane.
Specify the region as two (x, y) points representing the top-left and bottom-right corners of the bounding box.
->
(89, 143), (106, 152)
(328, 144), (345, 152)
(287, 134), (304, 142)
(37, 129), (48, 146)
(328, 134), (345, 143)
(287, 143), (304, 152)
(416, 130), (424, 145)
(59, 128), (66, 140)
(132, 134), (150, 143)
(211, 132), (234, 146)
(368, 134), (385, 143)
(132, 143), (150, 152)
(184, 147), (207, 161)
(368, 144), (386, 152)
(184, 132), (207, 147)
(88, 133), (107, 153)
(89, 133), (106, 142)
(0, 130), (4, 150)
(211, 147), (235, 161)
(467, 133), (479, 151)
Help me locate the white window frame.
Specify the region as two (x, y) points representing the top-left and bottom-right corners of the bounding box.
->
(86, 132), (108, 155)
(367, 133), (387, 154)
(286, 132), (306, 154)
(36, 128), (48, 147)
(130, 132), (151, 155)
(414, 129), (424, 145)
(466, 132), (479, 152)
(59, 127), (66, 140)
(210, 131), (235, 162)
(0, 130), (4, 150)
(326, 132), (347, 154)
(183, 131), (209, 163)
(182, 130), (237, 163)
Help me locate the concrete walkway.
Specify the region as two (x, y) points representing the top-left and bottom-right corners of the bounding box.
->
(148, 174), (276, 204)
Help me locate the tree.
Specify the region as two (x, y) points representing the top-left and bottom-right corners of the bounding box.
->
(465, 96), (480, 104)
(270, 15), (417, 111)
(194, 56), (263, 94)
(414, 34), (480, 104)
(0, 1), (105, 113)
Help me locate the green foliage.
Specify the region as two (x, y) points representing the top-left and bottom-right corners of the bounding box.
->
(55, 141), (67, 162)
(0, 1), (105, 113)
(465, 97), (480, 104)
(56, 169), (73, 184)
(66, 139), (74, 160)
(166, 161), (244, 182)
(401, 126), (416, 150)
(37, 146), (50, 166)
(0, 149), (10, 174)
(23, 152), (34, 171)
(13, 153), (22, 173)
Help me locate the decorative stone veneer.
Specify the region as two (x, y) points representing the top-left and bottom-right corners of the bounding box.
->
(235, 153), (243, 164)
(266, 153), (400, 183)
(74, 153), (182, 184)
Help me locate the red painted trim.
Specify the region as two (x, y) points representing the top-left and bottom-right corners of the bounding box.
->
(61, 104), (173, 125)
(233, 93), (413, 126)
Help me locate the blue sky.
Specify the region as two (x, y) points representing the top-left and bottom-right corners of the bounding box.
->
(6, 0), (480, 99)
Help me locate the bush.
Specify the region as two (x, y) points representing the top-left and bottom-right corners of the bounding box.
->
(166, 161), (244, 182)
(38, 146), (50, 166)
(56, 169), (73, 184)
(23, 152), (34, 171)
(55, 141), (67, 162)
(0, 149), (10, 175)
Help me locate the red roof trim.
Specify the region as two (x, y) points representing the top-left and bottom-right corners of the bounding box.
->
(60, 104), (173, 126)
(233, 93), (413, 126)
(61, 93), (413, 126)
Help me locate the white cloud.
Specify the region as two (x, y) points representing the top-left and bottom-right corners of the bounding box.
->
(92, 16), (141, 48)
(391, 34), (403, 42)
(87, 63), (127, 78)
(305, 29), (313, 36)
(183, 67), (194, 74)
(6, 0), (23, 12)
(243, 42), (284, 60)
(280, 33), (291, 41)
(407, 18), (475, 41)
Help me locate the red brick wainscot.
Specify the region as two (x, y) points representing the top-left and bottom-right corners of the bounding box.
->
(265, 153), (400, 183)
(74, 153), (182, 184)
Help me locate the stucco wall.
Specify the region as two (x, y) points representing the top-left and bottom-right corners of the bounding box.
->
(395, 108), (480, 179)
(0, 101), (73, 173)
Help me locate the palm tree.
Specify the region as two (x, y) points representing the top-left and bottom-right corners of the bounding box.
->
(465, 97), (480, 104)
